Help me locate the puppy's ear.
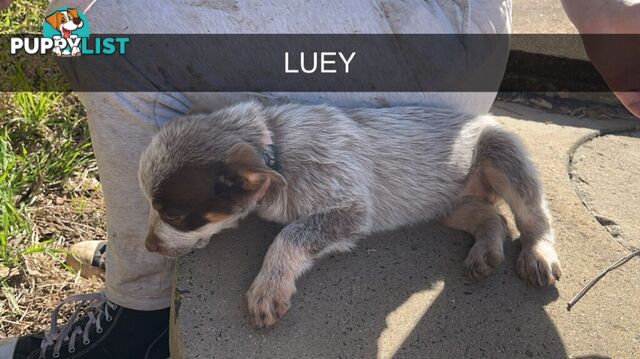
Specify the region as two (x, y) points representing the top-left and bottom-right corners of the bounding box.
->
(225, 143), (286, 192)
(45, 11), (63, 30)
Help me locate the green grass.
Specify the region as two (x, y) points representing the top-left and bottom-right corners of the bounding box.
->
(0, 89), (93, 272)
(0, 0), (49, 34)
(0, 0), (93, 280)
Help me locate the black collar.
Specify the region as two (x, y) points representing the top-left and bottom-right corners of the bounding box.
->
(262, 144), (278, 170)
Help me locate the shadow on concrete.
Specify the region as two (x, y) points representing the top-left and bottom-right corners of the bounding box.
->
(173, 216), (567, 358)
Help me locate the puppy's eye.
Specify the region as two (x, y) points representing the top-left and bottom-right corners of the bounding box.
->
(218, 175), (234, 187)
(165, 214), (187, 223)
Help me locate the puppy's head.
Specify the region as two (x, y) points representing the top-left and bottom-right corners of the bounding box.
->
(139, 107), (285, 257)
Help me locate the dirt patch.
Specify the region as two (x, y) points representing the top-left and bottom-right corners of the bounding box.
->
(0, 169), (106, 337)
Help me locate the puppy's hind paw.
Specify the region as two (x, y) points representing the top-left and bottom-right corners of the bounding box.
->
(516, 242), (562, 287)
(464, 242), (504, 279)
(246, 275), (294, 328)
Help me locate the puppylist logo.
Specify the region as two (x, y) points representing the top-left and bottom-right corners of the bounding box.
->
(10, 7), (129, 56)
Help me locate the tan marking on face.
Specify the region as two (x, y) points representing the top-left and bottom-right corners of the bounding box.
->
(238, 170), (266, 189)
(204, 212), (232, 222)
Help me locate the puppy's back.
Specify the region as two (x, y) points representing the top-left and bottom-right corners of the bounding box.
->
(263, 104), (496, 230)
(347, 107), (496, 229)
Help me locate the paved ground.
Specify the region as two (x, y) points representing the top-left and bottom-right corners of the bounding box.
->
(572, 131), (640, 250)
(170, 102), (640, 358)
(512, 0), (577, 34)
(511, 0), (588, 60)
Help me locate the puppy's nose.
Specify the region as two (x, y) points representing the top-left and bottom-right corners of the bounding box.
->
(73, 18), (82, 25)
(145, 233), (160, 252)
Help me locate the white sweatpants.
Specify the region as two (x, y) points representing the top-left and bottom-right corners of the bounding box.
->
(49, 0), (512, 310)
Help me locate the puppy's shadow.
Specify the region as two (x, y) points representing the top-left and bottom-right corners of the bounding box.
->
(175, 216), (566, 358)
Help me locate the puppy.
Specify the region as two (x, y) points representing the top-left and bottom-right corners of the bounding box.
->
(45, 8), (84, 56)
(139, 102), (561, 328)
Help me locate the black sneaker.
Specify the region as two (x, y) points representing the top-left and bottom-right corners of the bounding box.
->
(0, 292), (169, 359)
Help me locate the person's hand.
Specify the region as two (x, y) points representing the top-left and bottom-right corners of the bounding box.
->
(562, 0), (640, 118)
(0, 0), (12, 11)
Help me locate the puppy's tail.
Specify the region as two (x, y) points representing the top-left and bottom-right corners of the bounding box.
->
(473, 125), (541, 200)
(473, 125), (553, 241)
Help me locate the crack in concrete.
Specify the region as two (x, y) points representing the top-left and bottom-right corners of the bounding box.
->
(566, 126), (640, 253)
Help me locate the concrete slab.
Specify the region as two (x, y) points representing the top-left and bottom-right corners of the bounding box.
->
(170, 102), (640, 358)
(572, 131), (640, 250)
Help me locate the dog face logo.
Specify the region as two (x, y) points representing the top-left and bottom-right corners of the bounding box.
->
(42, 7), (90, 57)
(11, 8), (128, 57)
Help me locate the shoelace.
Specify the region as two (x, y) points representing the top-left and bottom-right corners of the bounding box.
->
(40, 292), (117, 358)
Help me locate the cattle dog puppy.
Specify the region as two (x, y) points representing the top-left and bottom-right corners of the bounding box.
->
(139, 102), (561, 328)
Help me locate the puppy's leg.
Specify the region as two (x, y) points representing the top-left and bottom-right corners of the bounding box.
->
(476, 126), (561, 286)
(247, 204), (366, 328)
(443, 196), (507, 278)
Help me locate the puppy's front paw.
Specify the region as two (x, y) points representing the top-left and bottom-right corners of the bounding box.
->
(246, 274), (295, 328)
(516, 241), (561, 286)
(464, 241), (504, 279)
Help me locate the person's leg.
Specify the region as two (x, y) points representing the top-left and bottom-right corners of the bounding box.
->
(262, 0), (512, 112)
(80, 92), (175, 310)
